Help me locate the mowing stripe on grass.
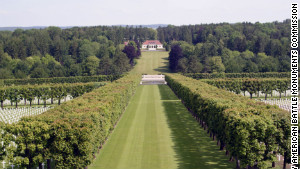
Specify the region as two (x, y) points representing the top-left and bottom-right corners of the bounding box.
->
(90, 51), (235, 169)
(89, 85), (178, 169)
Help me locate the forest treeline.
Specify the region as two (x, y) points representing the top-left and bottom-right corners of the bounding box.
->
(0, 26), (156, 79)
(161, 20), (295, 73)
(0, 20), (296, 79)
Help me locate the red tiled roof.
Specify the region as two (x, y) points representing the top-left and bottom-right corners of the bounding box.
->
(142, 40), (162, 45)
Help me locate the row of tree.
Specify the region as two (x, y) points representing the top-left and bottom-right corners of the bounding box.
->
(0, 74), (140, 169)
(202, 78), (289, 99)
(168, 42), (290, 74)
(0, 26), (148, 79)
(0, 74), (120, 86)
(165, 73), (293, 169)
(185, 72), (290, 79)
(0, 83), (102, 109)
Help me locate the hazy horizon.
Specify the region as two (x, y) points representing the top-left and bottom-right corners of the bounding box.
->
(0, 0), (294, 27)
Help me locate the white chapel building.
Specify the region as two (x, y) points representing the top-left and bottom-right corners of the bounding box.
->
(142, 40), (163, 50)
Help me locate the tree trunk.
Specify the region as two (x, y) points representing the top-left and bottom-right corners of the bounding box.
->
(284, 90), (286, 97)
(265, 93), (267, 100)
(47, 159), (51, 169)
(220, 141), (225, 150)
(58, 99), (61, 105)
(1, 101), (3, 109)
(51, 97), (53, 104)
(235, 156), (240, 169)
(16, 101), (18, 108)
(283, 152), (287, 169)
(226, 150), (229, 156)
(271, 90), (273, 97)
(250, 93), (252, 99)
(30, 101), (32, 107)
(38, 98), (40, 105)
(39, 162), (42, 169)
(272, 151), (276, 167)
(279, 92), (282, 98)
(44, 100), (46, 108)
(24, 99), (26, 106)
(11, 101), (13, 106)
(28, 160), (32, 169)
(272, 161), (275, 167)
(257, 91), (260, 97)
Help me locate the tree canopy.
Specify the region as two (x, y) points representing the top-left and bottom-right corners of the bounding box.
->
(163, 20), (292, 73)
(0, 26), (155, 79)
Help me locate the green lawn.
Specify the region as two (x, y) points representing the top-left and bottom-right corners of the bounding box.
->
(130, 51), (170, 74)
(89, 85), (178, 169)
(89, 51), (235, 169)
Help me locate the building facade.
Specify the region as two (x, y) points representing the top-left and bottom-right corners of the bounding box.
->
(142, 40), (163, 50)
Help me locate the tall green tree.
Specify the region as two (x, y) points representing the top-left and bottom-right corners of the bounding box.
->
(208, 56), (225, 73)
(84, 56), (100, 76)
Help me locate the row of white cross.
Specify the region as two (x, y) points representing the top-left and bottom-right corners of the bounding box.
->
(0, 107), (53, 124)
(2, 161), (46, 169)
(256, 98), (295, 112)
(0, 95), (73, 168)
(242, 90), (291, 97)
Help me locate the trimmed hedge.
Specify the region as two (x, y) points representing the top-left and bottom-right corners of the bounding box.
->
(0, 75), (122, 86)
(1, 74), (140, 169)
(165, 73), (291, 168)
(185, 72), (290, 79)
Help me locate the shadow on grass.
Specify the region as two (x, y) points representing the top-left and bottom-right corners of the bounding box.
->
(158, 85), (235, 169)
(153, 64), (170, 73)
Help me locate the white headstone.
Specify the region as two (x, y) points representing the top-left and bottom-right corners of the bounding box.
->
(2, 161), (5, 168)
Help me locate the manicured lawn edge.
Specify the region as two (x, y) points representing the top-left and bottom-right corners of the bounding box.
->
(165, 73), (292, 169)
(1, 74), (140, 169)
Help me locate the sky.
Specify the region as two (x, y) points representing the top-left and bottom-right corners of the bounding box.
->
(0, 0), (294, 27)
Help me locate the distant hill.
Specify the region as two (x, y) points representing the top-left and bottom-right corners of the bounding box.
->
(0, 26), (44, 31)
(0, 26), (74, 31)
(114, 24), (168, 29)
(0, 24), (168, 31)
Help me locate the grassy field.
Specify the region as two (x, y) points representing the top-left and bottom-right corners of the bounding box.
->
(130, 51), (170, 74)
(89, 85), (178, 169)
(89, 51), (235, 169)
